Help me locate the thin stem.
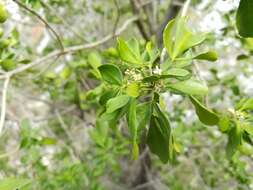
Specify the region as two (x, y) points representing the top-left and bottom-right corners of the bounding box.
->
(13, 0), (64, 51)
(0, 76), (10, 135)
(181, 0), (191, 17)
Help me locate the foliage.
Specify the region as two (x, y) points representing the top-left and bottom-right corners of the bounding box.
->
(0, 0), (252, 189)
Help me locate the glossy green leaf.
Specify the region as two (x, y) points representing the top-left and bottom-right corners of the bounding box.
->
(167, 79), (208, 95)
(194, 51), (218, 61)
(0, 178), (31, 190)
(163, 17), (206, 60)
(98, 64), (123, 85)
(147, 103), (171, 163)
(190, 96), (219, 126)
(236, 0), (253, 37)
(106, 95), (130, 113)
(117, 38), (141, 65)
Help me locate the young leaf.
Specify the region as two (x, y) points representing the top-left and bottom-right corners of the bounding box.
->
(147, 103), (171, 163)
(166, 79), (208, 96)
(238, 98), (253, 111)
(117, 38), (141, 65)
(194, 51), (218, 61)
(106, 95), (130, 113)
(236, 0), (253, 38)
(0, 178), (31, 190)
(218, 115), (230, 132)
(243, 124), (253, 136)
(88, 52), (102, 78)
(98, 64), (123, 85)
(126, 82), (139, 97)
(190, 96), (219, 126)
(163, 17), (206, 60)
(127, 38), (141, 58)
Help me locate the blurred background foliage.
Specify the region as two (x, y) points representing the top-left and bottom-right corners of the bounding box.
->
(0, 0), (252, 189)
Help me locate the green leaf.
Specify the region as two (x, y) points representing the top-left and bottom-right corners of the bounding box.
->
(0, 4), (8, 23)
(167, 79), (208, 95)
(218, 115), (230, 132)
(106, 95), (130, 113)
(90, 119), (109, 147)
(238, 98), (253, 111)
(144, 41), (160, 64)
(117, 38), (141, 65)
(147, 103), (171, 163)
(127, 98), (139, 159)
(142, 75), (160, 82)
(88, 52), (102, 78)
(243, 124), (253, 136)
(163, 17), (206, 60)
(98, 64), (123, 85)
(137, 102), (152, 131)
(226, 124), (242, 158)
(236, 0), (253, 38)
(59, 66), (72, 79)
(126, 82), (139, 97)
(127, 98), (138, 141)
(127, 38), (141, 58)
(39, 137), (56, 146)
(161, 68), (191, 80)
(1, 60), (17, 71)
(0, 178), (31, 190)
(190, 96), (219, 126)
(99, 89), (119, 105)
(194, 51), (218, 61)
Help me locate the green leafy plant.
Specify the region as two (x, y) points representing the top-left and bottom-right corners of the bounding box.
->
(95, 16), (220, 163)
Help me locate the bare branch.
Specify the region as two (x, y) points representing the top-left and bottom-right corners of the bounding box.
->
(112, 0), (121, 37)
(0, 16), (138, 79)
(13, 0), (64, 51)
(0, 76), (10, 135)
(130, 0), (150, 40)
(39, 0), (87, 42)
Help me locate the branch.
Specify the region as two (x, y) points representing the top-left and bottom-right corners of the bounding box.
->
(39, 0), (87, 42)
(13, 0), (64, 51)
(0, 16), (138, 79)
(130, 0), (150, 40)
(0, 76), (10, 135)
(112, 0), (121, 37)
